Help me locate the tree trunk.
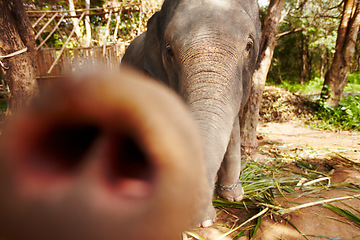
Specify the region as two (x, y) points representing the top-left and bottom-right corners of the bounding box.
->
(320, 49), (327, 80)
(321, 0), (360, 107)
(351, 38), (360, 73)
(0, 0), (38, 116)
(307, 51), (312, 81)
(68, 0), (83, 42)
(300, 32), (309, 84)
(84, 0), (92, 47)
(240, 0), (285, 155)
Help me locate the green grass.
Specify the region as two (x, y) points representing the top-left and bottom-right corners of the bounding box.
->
(345, 82), (360, 92)
(271, 73), (360, 95)
(272, 77), (324, 94)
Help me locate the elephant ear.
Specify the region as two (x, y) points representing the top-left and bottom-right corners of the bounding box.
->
(144, 12), (169, 85)
(122, 32), (146, 70)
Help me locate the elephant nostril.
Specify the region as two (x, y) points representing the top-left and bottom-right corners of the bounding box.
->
(27, 122), (100, 175)
(104, 133), (156, 198)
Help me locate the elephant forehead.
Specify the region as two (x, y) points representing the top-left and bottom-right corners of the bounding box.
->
(178, 0), (243, 9)
(167, 2), (255, 38)
(176, 1), (249, 19)
(166, 13), (253, 50)
(202, 0), (231, 8)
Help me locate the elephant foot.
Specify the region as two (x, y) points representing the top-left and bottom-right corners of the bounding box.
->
(216, 181), (244, 202)
(199, 204), (216, 228)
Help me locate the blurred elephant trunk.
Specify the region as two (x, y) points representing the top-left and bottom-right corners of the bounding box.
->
(0, 67), (209, 240)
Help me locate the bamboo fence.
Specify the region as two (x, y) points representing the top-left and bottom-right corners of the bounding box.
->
(36, 44), (125, 84)
(27, 2), (147, 81)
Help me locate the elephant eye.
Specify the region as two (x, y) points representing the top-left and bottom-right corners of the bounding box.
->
(165, 43), (175, 58)
(245, 41), (253, 52)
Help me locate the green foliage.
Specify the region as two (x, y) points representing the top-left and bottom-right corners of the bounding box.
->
(314, 95), (360, 131)
(0, 100), (7, 114)
(268, 0), (342, 84)
(345, 72), (360, 92)
(348, 72), (360, 84)
(270, 73), (360, 95)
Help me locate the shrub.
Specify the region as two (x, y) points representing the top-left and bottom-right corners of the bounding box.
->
(314, 95), (360, 131)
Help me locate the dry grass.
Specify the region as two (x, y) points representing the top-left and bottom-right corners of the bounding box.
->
(184, 149), (360, 239)
(259, 86), (316, 123)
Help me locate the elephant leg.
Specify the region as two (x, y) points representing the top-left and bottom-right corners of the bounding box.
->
(200, 199), (217, 228)
(216, 116), (244, 202)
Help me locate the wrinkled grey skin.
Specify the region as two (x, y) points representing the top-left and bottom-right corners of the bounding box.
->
(122, 0), (260, 227)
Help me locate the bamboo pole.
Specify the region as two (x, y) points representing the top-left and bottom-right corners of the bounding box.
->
(139, 1), (143, 33)
(32, 12), (46, 28)
(47, 11), (86, 74)
(36, 15), (65, 50)
(35, 13), (59, 40)
(102, 9), (113, 56)
(113, 7), (122, 42)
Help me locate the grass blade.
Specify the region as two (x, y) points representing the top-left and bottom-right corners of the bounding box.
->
(233, 229), (247, 240)
(213, 207), (269, 240)
(184, 231), (207, 240)
(278, 194), (360, 215)
(324, 204), (360, 227)
(304, 235), (351, 240)
(250, 215), (263, 238)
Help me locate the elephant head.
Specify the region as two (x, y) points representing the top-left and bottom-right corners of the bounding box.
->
(0, 67), (209, 240)
(123, 0), (261, 227)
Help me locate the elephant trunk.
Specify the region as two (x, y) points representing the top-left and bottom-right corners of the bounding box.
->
(180, 48), (242, 186)
(0, 67), (209, 240)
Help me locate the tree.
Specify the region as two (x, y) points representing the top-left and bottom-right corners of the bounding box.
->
(68, 0), (92, 47)
(267, 0), (342, 85)
(68, 0), (83, 40)
(0, 0), (38, 116)
(84, 0), (92, 47)
(322, 0), (360, 107)
(240, 0), (285, 155)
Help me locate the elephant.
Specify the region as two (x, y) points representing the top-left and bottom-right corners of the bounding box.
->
(0, 66), (210, 240)
(122, 0), (261, 227)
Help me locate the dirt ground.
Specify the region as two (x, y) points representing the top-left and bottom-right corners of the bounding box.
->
(192, 88), (360, 240)
(193, 121), (360, 240)
(254, 122), (360, 240)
